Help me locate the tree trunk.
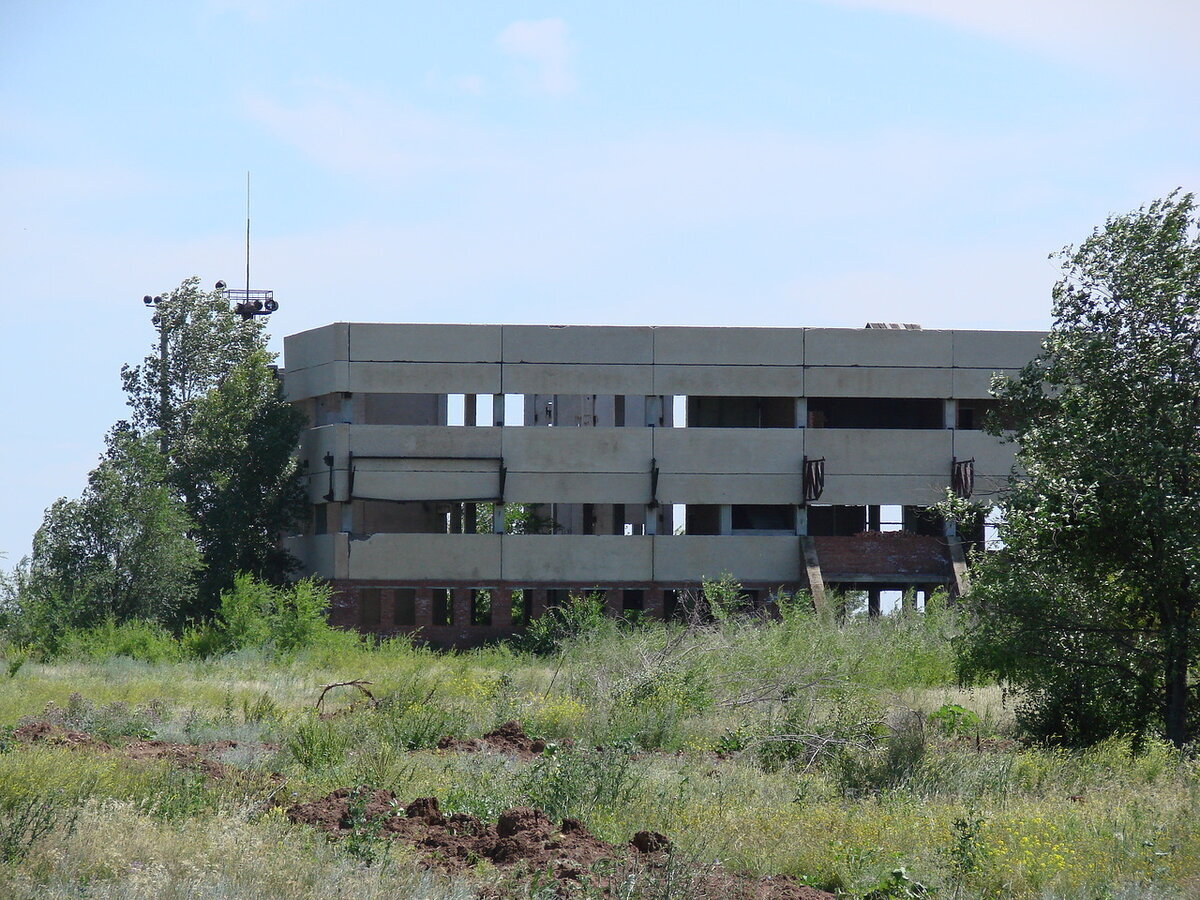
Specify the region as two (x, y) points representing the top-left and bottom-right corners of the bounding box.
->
(1162, 593), (1195, 748)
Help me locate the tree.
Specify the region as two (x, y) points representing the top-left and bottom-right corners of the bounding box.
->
(18, 431), (201, 639)
(121, 276), (264, 463)
(119, 278), (306, 617)
(174, 349), (307, 616)
(958, 191), (1200, 747)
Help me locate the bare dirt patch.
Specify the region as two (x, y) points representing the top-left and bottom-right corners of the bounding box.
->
(436, 720), (564, 760)
(286, 789), (833, 899)
(13, 721), (276, 780)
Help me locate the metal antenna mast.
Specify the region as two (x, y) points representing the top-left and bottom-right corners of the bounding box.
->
(246, 171), (251, 294)
(216, 171), (278, 320)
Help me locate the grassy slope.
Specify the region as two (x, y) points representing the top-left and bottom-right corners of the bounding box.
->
(1, 606), (1197, 899)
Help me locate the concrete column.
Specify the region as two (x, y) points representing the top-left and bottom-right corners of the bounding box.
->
(464, 393), (478, 427)
(645, 506), (658, 535)
(868, 589), (881, 618)
(493, 504), (505, 534)
(414, 588), (433, 628)
(868, 506), (881, 531)
(492, 590), (513, 627)
(492, 393), (505, 426)
(340, 392), (354, 424)
(645, 395), (662, 427)
(945, 399), (957, 430)
(796, 506), (808, 536)
(795, 397), (807, 428)
(340, 502), (353, 534)
(719, 505), (733, 535)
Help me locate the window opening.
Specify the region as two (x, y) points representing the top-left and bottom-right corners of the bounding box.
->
(807, 397), (943, 429)
(394, 589), (416, 627)
(359, 588), (382, 629)
(432, 589), (453, 626)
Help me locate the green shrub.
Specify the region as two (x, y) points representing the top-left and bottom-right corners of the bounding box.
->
(515, 591), (607, 655)
(210, 574), (345, 658)
(56, 618), (183, 664)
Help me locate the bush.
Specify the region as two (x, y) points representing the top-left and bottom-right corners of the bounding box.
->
(514, 591), (607, 655)
(208, 574), (345, 658)
(56, 618), (183, 664)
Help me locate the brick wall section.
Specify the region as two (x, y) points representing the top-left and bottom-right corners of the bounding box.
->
(326, 578), (810, 648)
(812, 532), (951, 578)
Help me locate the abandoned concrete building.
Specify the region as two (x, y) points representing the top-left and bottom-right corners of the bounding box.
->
(282, 323), (1043, 642)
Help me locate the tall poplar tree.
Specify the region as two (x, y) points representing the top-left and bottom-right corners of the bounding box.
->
(960, 192), (1200, 747)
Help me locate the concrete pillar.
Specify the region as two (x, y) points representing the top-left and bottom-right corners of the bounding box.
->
(796, 506), (808, 536)
(945, 399), (957, 430)
(719, 505), (733, 535)
(868, 506), (881, 531)
(493, 393), (505, 426)
(645, 506), (658, 535)
(340, 392), (354, 424)
(645, 395), (662, 427)
(868, 589), (881, 618)
(795, 397), (807, 428)
(493, 504), (505, 534)
(340, 502), (353, 534)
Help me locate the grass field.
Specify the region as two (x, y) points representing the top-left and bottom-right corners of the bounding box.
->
(1, 599), (1197, 899)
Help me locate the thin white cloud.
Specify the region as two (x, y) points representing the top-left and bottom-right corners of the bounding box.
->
(495, 18), (576, 96)
(823, 0), (1200, 74)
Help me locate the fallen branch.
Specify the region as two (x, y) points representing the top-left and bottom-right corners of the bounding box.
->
(316, 680), (377, 712)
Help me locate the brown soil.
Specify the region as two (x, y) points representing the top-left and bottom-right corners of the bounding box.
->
(13, 721), (275, 781)
(287, 790), (833, 899)
(436, 720), (563, 759)
(13, 721), (111, 750)
(123, 739), (241, 778)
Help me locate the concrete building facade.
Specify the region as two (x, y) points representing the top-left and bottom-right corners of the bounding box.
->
(282, 323), (1043, 643)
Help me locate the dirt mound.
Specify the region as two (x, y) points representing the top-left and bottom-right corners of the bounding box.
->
(12, 721), (272, 781)
(286, 790), (833, 899)
(124, 739), (240, 778)
(13, 721), (110, 750)
(436, 720), (557, 759)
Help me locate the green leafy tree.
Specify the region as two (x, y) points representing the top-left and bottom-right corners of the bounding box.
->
(16, 432), (201, 642)
(175, 349), (306, 615)
(958, 191), (1200, 746)
(121, 278), (305, 617)
(121, 277), (264, 460)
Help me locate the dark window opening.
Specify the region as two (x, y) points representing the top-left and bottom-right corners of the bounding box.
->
(432, 589), (452, 626)
(545, 589), (570, 610)
(622, 589), (645, 612)
(807, 397), (943, 429)
(902, 506), (945, 537)
(957, 398), (1017, 430)
(806, 505), (867, 536)
(471, 589), (492, 626)
(359, 588), (382, 629)
(687, 396), (796, 428)
(685, 505), (721, 535)
(394, 589), (416, 628)
(732, 505), (795, 533)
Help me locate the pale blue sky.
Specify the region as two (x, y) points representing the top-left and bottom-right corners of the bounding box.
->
(2, 0), (1198, 562)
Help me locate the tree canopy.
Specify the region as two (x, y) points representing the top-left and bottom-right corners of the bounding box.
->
(959, 191), (1200, 747)
(11, 277), (305, 635)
